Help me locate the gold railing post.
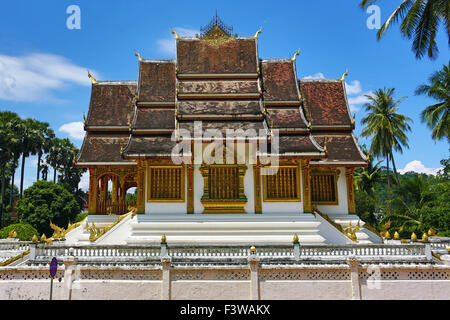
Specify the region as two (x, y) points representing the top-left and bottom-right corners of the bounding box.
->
(187, 165), (194, 214)
(88, 168), (98, 214)
(346, 167), (356, 214)
(301, 160), (312, 213)
(136, 162), (145, 214)
(253, 164), (262, 213)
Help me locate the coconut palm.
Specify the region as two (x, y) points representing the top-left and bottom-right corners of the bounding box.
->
(33, 121), (55, 181)
(415, 62), (450, 142)
(361, 88), (413, 212)
(360, 0), (450, 60)
(354, 145), (383, 198)
(18, 118), (41, 197)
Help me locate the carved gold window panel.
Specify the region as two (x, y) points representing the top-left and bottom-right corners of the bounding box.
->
(147, 166), (185, 202)
(200, 164), (247, 214)
(310, 169), (339, 205)
(263, 166), (301, 202)
(208, 166), (240, 200)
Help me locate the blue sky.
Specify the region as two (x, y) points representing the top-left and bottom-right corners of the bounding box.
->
(1, 0), (449, 190)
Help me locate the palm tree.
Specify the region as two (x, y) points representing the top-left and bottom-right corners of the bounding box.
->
(360, 0), (450, 60)
(34, 121), (55, 181)
(361, 88), (413, 212)
(46, 138), (64, 183)
(354, 151), (383, 198)
(415, 62), (450, 142)
(381, 173), (435, 235)
(18, 118), (41, 197)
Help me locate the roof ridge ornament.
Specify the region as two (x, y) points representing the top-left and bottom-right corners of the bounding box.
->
(291, 49), (300, 61)
(199, 13), (235, 46)
(134, 50), (142, 61)
(87, 70), (97, 84)
(254, 27), (262, 39)
(340, 69), (348, 81)
(171, 28), (180, 39)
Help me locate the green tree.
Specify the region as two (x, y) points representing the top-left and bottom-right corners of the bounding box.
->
(354, 145), (383, 198)
(16, 180), (79, 236)
(360, 0), (450, 59)
(33, 121), (55, 181)
(415, 62), (450, 142)
(361, 88), (412, 212)
(18, 118), (40, 197)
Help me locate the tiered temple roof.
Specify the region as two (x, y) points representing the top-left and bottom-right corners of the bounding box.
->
(77, 19), (366, 167)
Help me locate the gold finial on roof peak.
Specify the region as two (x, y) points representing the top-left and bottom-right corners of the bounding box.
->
(291, 49), (300, 62)
(171, 28), (179, 39)
(134, 50), (142, 62)
(254, 27), (262, 39)
(87, 70), (97, 84)
(323, 137), (328, 152)
(340, 69), (348, 81)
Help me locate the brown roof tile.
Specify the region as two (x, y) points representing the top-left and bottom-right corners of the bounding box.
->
(125, 135), (177, 156)
(266, 108), (308, 129)
(177, 39), (257, 74)
(77, 133), (131, 163)
(138, 61), (176, 103)
(134, 108), (175, 130)
(300, 80), (353, 128)
(86, 83), (137, 127)
(262, 62), (300, 102)
(312, 133), (367, 162)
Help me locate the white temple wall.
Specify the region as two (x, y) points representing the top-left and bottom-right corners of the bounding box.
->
(316, 166), (349, 215)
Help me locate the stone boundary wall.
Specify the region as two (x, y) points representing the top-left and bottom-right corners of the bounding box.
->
(0, 257), (449, 300)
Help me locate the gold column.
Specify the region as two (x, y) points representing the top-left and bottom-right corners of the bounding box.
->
(186, 165), (194, 214)
(346, 167), (356, 214)
(136, 161), (145, 214)
(88, 168), (98, 214)
(253, 164), (262, 213)
(111, 176), (118, 209)
(301, 160), (312, 213)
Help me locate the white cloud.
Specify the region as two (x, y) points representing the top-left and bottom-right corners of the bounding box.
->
(302, 72), (325, 80)
(0, 53), (99, 102)
(157, 27), (199, 55)
(79, 171), (89, 191)
(345, 80), (362, 95)
(398, 160), (442, 176)
(59, 121), (84, 140)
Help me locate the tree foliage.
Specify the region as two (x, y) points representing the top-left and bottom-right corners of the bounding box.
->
(16, 180), (79, 236)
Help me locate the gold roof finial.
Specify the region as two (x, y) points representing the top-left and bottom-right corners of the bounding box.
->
(340, 69), (348, 81)
(254, 27), (262, 39)
(352, 113), (356, 126)
(323, 137), (328, 152)
(291, 49), (300, 62)
(134, 50), (142, 62)
(171, 28), (179, 39)
(83, 112), (86, 125)
(87, 70), (97, 84)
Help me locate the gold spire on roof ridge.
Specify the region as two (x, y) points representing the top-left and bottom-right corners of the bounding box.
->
(134, 50), (142, 61)
(171, 27), (180, 39)
(87, 70), (97, 84)
(254, 27), (262, 39)
(340, 69), (348, 81)
(291, 49), (300, 61)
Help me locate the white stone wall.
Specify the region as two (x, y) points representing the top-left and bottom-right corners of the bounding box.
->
(1, 263), (448, 300)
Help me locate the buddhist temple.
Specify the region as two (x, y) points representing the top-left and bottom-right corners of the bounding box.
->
(74, 15), (381, 245)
